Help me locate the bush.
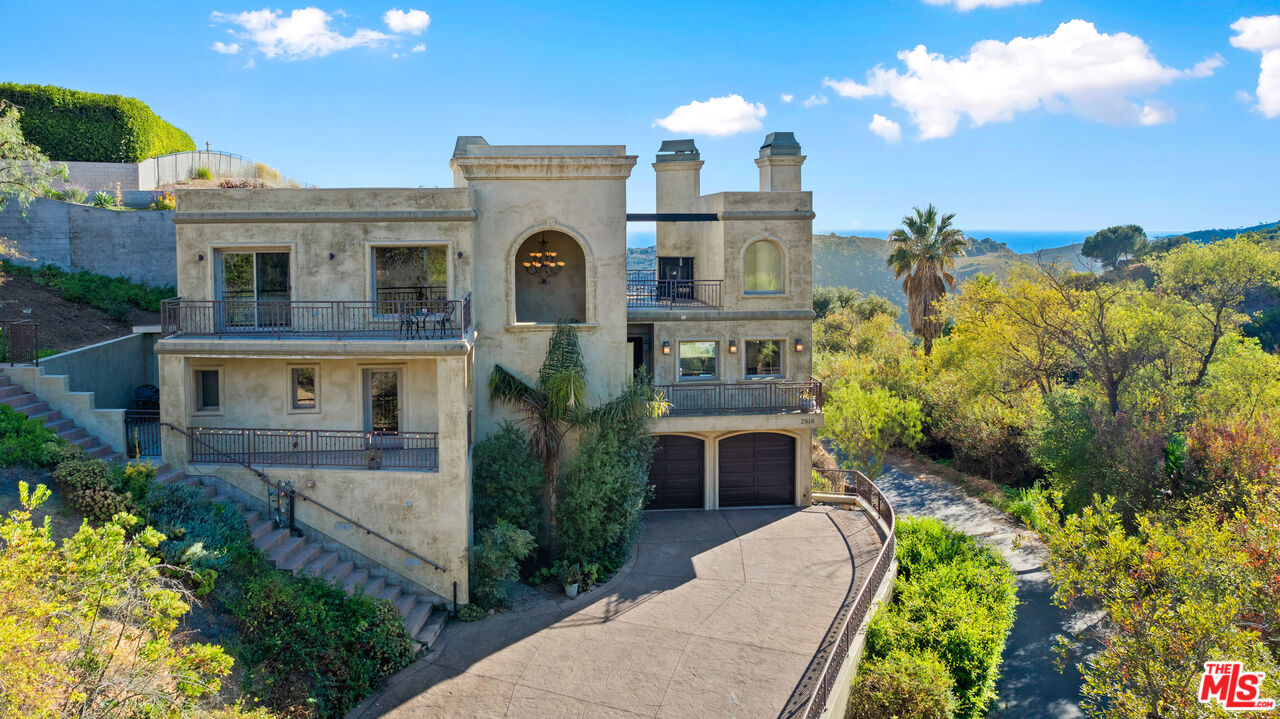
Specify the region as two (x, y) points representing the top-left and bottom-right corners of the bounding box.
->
(555, 419), (653, 570)
(1, 260), (175, 313)
(0, 82), (195, 162)
(192, 166), (212, 180)
(0, 405), (57, 467)
(229, 570), (416, 718)
(865, 518), (1017, 719)
(52, 458), (110, 493)
(148, 480), (252, 570)
(456, 603), (486, 622)
(46, 185), (87, 203)
(147, 191), (175, 210)
(847, 650), (957, 719)
(43, 440), (85, 466)
(470, 520), (535, 609)
(91, 190), (115, 208)
(471, 422), (542, 538)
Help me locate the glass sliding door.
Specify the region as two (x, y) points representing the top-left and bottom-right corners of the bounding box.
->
(364, 368), (401, 434)
(216, 251), (291, 330)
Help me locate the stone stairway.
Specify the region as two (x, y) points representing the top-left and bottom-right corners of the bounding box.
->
(154, 464), (448, 649)
(0, 373), (123, 463)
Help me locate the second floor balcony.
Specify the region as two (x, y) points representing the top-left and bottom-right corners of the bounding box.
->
(161, 294), (472, 341)
(626, 270), (723, 309)
(655, 378), (823, 416)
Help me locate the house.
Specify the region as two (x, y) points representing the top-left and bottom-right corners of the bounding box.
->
(155, 133), (821, 604)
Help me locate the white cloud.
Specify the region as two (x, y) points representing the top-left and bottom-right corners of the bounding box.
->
(653, 95), (767, 137)
(923, 0), (1039, 10)
(211, 41), (241, 54)
(1137, 102), (1174, 126)
(211, 8), (391, 59)
(411, 43), (426, 53)
(384, 8), (430, 34)
(1231, 16), (1280, 118)
(868, 114), (902, 142)
(822, 20), (1221, 138)
(803, 94), (828, 108)
(781, 93), (794, 103)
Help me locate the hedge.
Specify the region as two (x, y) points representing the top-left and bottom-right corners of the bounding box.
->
(0, 83), (194, 162)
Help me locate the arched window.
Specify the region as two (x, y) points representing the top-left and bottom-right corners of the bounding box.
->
(514, 230), (587, 323)
(743, 240), (783, 294)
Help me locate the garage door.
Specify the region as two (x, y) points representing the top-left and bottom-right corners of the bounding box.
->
(718, 433), (795, 507)
(648, 435), (705, 510)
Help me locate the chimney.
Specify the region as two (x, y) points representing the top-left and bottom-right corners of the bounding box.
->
(755, 132), (804, 192)
(654, 139), (702, 213)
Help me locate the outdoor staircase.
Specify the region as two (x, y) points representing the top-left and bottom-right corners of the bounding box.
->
(0, 373), (123, 463)
(1, 372), (447, 650)
(153, 464), (449, 650)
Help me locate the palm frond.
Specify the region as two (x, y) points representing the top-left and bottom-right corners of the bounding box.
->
(488, 364), (541, 407)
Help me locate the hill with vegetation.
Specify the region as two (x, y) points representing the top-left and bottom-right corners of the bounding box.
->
(1174, 219), (1279, 244)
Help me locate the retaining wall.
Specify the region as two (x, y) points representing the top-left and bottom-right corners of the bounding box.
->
(37, 331), (160, 409)
(56, 151), (262, 192)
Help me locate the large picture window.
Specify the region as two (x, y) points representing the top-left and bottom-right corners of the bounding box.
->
(744, 340), (783, 377)
(678, 341), (718, 381)
(373, 246), (448, 304)
(743, 240), (783, 294)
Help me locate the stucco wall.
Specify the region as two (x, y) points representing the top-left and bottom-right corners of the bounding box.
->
(38, 331), (159, 409)
(58, 151), (263, 192)
(0, 197), (177, 288)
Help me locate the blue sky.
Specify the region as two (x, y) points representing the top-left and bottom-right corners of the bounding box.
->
(6, 0), (1279, 233)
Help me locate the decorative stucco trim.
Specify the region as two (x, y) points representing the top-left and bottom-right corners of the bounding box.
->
(174, 210), (478, 224)
(626, 308), (815, 322)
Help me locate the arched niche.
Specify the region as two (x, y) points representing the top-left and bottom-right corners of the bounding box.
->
(514, 230), (587, 323)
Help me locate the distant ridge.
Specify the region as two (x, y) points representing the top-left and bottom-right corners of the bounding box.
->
(1171, 220), (1280, 243)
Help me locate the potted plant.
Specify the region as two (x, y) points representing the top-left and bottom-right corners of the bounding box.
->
(559, 562), (584, 598)
(799, 389), (817, 412)
(365, 448), (382, 470)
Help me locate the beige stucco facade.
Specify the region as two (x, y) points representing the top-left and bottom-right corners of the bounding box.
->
(156, 133), (821, 604)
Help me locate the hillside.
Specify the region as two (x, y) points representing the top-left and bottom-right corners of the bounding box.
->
(1175, 219), (1279, 243)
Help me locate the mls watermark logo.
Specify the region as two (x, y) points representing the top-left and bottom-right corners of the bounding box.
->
(1198, 661), (1276, 711)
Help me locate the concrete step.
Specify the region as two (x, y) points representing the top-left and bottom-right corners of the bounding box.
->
(71, 435), (97, 450)
(200, 485), (218, 499)
(362, 575), (386, 598)
(403, 602), (432, 636)
(325, 559), (356, 584)
(394, 593), (417, 618)
(250, 520), (276, 541)
(157, 468), (185, 485)
(303, 551), (339, 578)
(16, 400), (49, 416)
(255, 528), (289, 554)
(86, 445), (113, 460)
(25, 409), (56, 423)
(416, 611), (447, 649)
(1, 393), (36, 409)
(46, 417), (74, 434)
(342, 568), (370, 595)
(268, 535), (305, 563)
(377, 584), (402, 604)
(279, 542), (322, 573)
(58, 427), (87, 443)
(0, 385), (20, 400)
(243, 510), (262, 527)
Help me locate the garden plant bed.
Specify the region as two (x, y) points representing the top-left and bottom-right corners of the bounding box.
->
(0, 268), (158, 353)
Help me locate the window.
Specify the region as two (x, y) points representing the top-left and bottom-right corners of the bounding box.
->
(290, 366), (318, 411)
(195, 370), (220, 412)
(744, 240), (783, 294)
(678, 341), (718, 381)
(745, 340), (783, 377)
(373, 246), (448, 304)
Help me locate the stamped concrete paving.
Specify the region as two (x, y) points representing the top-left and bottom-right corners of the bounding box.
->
(348, 507), (884, 719)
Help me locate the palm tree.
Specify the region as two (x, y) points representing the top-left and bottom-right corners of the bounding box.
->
(886, 205), (968, 354)
(488, 321), (667, 555)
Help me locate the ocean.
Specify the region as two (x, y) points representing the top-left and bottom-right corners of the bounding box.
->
(628, 228), (1189, 254)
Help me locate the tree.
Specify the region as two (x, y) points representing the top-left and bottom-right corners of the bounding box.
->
(488, 322), (666, 555)
(1082, 225), (1147, 270)
(887, 205), (969, 354)
(0, 100), (66, 212)
(819, 379), (923, 478)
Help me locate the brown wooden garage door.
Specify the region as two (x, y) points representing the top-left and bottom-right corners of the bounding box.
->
(718, 433), (795, 507)
(648, 435), (705, 510)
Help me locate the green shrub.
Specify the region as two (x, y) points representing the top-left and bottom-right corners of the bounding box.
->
(865, 517), (1017, 719)
(1, 260), (175, 313)
(192, 166), (212, 180)
(456, 604), (486, 622)
(471, 422), (542, 538)
(555, 419), (653, 570)
(69, 485), (134, 522)
(91, 191), (115, 208)
(43, 440), (85, 465)
(0, 82), (195, 162)
(0, 405), (57, 467)
(847, 650), (957, 719)
(470, 520), (536, 609)
(52, 458), (110, 493)
(149, 480), (251, 570)
(230, 570), (415, 718)
(47, 185), (88, 203)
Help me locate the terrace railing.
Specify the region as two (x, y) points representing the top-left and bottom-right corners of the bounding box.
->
(1, 320), (39, 365)
(161, 294), (472, 341)
(186, 427), (440, 470)
(125, 409), (161, 458)
(626, 276), (723, 309)
(655, 378), (822, 416)
(781, 469), (897, 719)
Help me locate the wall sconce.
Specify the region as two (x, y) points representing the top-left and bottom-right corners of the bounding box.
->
(728, 340), (738, 354)
(457, 251), (464, 259)
(794, 338), (804, 353)
(197, 253), (205, 262)
(662, 341), (671, 355)
(328, 252), (335, 260)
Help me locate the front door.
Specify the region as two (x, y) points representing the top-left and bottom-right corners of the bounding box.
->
(657, 257), (694, 301)
(364, 369), (401, 435)
(217, 251), (291, 329)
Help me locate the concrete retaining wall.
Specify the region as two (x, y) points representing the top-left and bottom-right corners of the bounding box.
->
(57, 151), (262, 192)
(38, 332), (159, 409)
(0, 197), (176, 288)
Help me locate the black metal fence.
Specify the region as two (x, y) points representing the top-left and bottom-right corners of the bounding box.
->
(626, 277), (723, 309)
(161, 294), (472, 340)
(781, 469), (897, 719)
(655, 379), (822, 416)
(1, 320), (39, 365)
(187, 427), (439, 470)
(125, 409), (161, 457)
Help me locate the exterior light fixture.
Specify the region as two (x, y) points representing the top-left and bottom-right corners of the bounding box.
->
(728, 340), (738, 354)
(794, 338), (804, 353)
(662, 341), (671, 355)
(197, 253), (205, 262)
(521, 231), (567, 284)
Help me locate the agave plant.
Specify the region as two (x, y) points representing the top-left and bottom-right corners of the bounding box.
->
(887, 204), (969, 354)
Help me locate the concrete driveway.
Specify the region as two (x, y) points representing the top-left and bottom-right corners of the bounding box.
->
(348, 506), (884, 719)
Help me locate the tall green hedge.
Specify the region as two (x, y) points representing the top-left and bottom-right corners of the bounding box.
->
(0, 83), (194, 162)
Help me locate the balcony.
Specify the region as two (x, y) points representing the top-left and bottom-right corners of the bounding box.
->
(187, 427), (439, 470)
(161, 295), (471, 341)
(626, 271), (722, 309)
(655, 378), (823, 416)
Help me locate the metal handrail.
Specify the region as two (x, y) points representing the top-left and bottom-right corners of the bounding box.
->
(160, 296), (469, 340)
(161, 422), (446, 573)
(781, 469), (897, 719)
(626, 279), (724, 309)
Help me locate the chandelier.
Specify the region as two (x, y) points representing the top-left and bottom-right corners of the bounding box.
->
(521, 232), (566, 284)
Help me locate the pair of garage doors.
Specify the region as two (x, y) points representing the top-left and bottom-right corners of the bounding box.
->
(648, 433), (795, 509)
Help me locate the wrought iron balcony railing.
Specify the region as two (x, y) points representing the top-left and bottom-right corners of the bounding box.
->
(187, 427), (439, 470)
(626, 273), (723, 309)
(654, 378), (823, 416)
(161, 294), (472, 341)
